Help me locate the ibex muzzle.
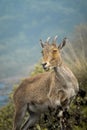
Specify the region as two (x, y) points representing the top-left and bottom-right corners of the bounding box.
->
(42, 62), (48, 70)
(13, 36), (79, 130)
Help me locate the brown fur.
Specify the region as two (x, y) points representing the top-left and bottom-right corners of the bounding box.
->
(13, 37), (79, 130)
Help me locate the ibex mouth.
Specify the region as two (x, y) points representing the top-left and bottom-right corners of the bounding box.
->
(43, 66), (49, 71)
(44, 68), (49, 71)
(42, 62), (50, 71)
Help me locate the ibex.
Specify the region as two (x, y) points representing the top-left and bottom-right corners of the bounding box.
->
(13, 36), (79, 130)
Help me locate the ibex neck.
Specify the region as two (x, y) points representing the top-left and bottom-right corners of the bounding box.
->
(54, 63), (64, 73)
(54, 65), (66, 86)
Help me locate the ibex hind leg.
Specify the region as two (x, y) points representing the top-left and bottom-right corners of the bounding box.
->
(21, 110), (40, 130)
(13, 104), (27, 130)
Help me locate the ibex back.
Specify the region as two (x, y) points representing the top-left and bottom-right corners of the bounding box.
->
(13, 36), (79, 130)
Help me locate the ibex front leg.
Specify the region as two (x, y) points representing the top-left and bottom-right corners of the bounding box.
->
(59, 109), (72, 130)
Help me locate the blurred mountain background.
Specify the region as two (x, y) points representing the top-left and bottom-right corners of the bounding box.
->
(0, 0), (87, 106)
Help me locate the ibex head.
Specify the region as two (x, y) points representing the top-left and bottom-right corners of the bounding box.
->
(40, 36), (67, 70)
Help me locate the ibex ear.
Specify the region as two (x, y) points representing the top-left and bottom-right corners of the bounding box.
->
(40, 39), (44, 48)
(58, 37), (67, 50)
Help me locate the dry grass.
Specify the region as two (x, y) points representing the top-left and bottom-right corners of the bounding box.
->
(62, 39), (87, 71)
(62, 35), (87, 91)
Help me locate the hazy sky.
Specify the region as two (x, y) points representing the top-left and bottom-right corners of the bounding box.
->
(0, 0), (87, 81)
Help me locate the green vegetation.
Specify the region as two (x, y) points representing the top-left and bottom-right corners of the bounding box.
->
(0, 24), (87, 130)
(0, 103), (14, 130)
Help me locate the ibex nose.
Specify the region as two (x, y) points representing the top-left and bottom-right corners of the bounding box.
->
(42, 63), (47, 69)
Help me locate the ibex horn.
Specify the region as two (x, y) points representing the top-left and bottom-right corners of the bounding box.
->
(54, 35), (58, 42)
(46, 37), (51, 42)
